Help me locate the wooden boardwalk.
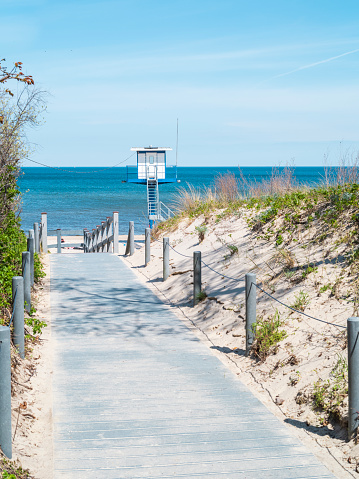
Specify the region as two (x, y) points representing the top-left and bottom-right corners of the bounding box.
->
(50, 254), (336, 478)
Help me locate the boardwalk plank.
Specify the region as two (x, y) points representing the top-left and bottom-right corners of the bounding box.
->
(51, 254), (336, 478)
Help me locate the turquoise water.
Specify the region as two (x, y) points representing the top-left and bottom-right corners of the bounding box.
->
(18, 166), (327, 234)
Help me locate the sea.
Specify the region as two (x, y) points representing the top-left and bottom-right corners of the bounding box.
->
(18, 166), (327, 234)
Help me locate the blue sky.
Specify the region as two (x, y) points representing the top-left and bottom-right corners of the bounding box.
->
(2, 0), (359, 166)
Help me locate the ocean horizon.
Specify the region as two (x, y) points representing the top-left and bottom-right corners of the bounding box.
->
(18, 166), (329, 234)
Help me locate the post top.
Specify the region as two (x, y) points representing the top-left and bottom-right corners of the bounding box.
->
(348, 317), (359, 323)
(0, 325), (10, 333)
(245, 272), (256, 278)
(41, 212), (47, 215)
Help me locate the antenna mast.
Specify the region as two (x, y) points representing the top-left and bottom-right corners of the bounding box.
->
(176, 118), (179, 167)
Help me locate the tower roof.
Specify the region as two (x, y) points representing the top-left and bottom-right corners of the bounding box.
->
(130, 146), (172, 151)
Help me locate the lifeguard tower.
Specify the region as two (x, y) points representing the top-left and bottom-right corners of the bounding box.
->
(126, 146), (178, 227)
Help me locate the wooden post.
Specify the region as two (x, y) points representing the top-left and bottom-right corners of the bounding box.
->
(92, 229), (96, 252)
(163, 237), (169, 281)
(125, 222), (135, 256)
(12, 276), (25, 359)
(57, 229), (61, 254)
(0, 326), (12, 458)
(113, 212), (119, 254)
(27, 232), (34, 286)
(41, 212), (47, 253)
(348, 317), (359, 439)
(33, 222), (40, 253)
(22, 251), (31, 312)
(83, 229), (87, 253)
(145, 228), (150, 266)
(245, 273), (256, 355)
(106, 217), (111, 252)
(193, 251), (201, 306)
(101, 222), (106, 252)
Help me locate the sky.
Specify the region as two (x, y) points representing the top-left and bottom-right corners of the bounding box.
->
(2, 0), (359, 167)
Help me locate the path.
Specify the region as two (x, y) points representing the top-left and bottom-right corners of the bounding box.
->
(50, 254), (335, 478)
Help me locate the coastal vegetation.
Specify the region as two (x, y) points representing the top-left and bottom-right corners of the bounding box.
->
(150, 158), (359, 472)
(0, 61), (45, 325)
(0, 60), (45, 476)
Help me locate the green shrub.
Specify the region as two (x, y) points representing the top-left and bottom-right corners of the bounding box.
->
(313, 355), (348, 420)
(195, 290), (207, 302)
(291, 291), (310, 311)
(34, 252), (45, 282)
(0, 212), (27, 324)
(195, 225), (207, 243)
(226, 244), (238, 256)
(251, 310), (287, 361)
(1, 458), (31, 479)
(25, 316), (47, 336)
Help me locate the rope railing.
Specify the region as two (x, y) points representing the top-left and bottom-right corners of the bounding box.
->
(253, 283), (346, 329)
(148, 231), (347, 330)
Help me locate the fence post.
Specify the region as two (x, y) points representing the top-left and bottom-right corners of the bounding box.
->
(27, 233), (34, 286)
(348, 317), (359, 439)
(145, 228), (151, 266)
(12, 276), (25, 359)
(106, 217), (111, 252)
(245, 273), (256, 355)
(22, 251), (31, 313)
(57, 229), (61, 254)
(33, 222), (40, 253)
(125, 221), (135, 256)
(92, 229), (96, 252)
(96, 226), (100, 252)
(83, 229), (87, 253)
(193, 251), (202, 306)
(113, 212), (119, 253)
(163, 237), (169, 281)
(101, 222), (106, 252)
(0, 326), (12, 458)
(41, 212), (47, 253)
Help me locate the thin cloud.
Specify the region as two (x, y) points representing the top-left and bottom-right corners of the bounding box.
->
(259, 48), (359, 84)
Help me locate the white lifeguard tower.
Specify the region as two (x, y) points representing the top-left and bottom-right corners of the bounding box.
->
(126, 146), (177, 227)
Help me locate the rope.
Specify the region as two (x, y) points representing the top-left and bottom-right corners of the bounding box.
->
(254, 283), (346, 329)
(151, 233), (346, 329)
(168, 242), (245, 282)
(201, 259), (245, 282)
(8, 288), (17, 328)
(24, 152), (136, 173)
(168, 243), (192, 258)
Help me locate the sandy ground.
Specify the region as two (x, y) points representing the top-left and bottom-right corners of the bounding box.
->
(10, 254), (53, 478)
(119, 212), (359, 479)
(10, 216), (358, 477)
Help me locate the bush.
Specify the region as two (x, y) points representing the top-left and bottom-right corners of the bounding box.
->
(34, 252), (45, 282)
(251, 310), (287, 361)
(195, 225), (207, 243)
(313, 355), (348, 420)
(0, 211), (27, 324)
(195, 290), (207, 302)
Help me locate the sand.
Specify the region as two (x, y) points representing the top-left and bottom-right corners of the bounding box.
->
(9, 254), (54, 478)
(120, 212), (358, 478)
(10, 212), (358, 478)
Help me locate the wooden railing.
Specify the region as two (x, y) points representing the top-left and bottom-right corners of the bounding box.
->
(84, 212), (119, 253)
(37, 212), (119, 254)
